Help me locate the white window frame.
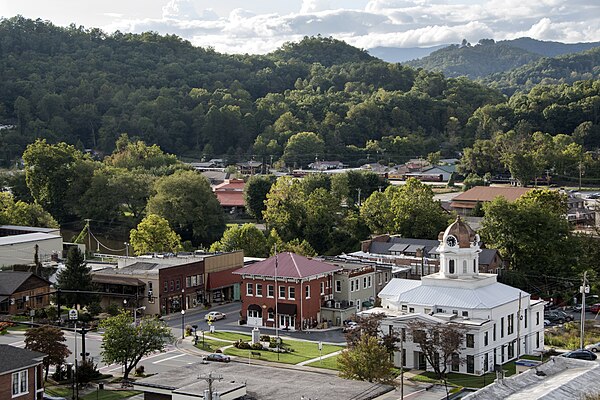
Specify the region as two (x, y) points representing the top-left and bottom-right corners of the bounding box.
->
(288, 286), (295, 300)
(367, 275), (372, 288)
(12, 370), (28, 397)
(320, 282), (325, 295)
(363, 277), (367, 289)
(279, 285), (286, 299)
(305, 285), (310, 299)
(246, 283), (253, 296)
(335, 280), (341, 292)
(267, 284), (274, 298)
(255, 283), (263, 297)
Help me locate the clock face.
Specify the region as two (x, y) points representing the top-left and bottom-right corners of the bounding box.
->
(446, 235), (457, 247)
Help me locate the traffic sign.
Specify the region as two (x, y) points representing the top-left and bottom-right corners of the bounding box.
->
(69, 309), (78, 320)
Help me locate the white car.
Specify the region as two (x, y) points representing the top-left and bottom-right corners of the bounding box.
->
(205, 311), (226, 321)
(585, 342), (600, 353)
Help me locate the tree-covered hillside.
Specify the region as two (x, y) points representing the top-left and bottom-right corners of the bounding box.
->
(503, 37), (600, 58)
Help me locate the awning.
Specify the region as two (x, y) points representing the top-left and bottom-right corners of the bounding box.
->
(92, 275), (146, 287)
(277, 303), (297, 315)
(247, 304), (262, 312)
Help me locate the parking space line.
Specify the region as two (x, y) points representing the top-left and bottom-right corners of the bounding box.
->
(152, 353), (186, 364)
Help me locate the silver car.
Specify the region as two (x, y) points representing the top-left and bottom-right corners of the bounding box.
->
(585, 342), (600, 353)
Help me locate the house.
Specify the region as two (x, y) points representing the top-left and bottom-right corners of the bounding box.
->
(376, 217), (545, 375)
(0, 225), (63, 267)
(308, 160), (344, 170)
(450, 186), (531, 216)
(233, 252), (341, 331)
(566, 194), (595, 225)
(0, 271), (51, 314)
(465, 357), (600, 399)
(319, 258), (393, 326)
(355, 235), (504, 278)
(91, 251), (243, 315)
(236, 161), (262, 175)
(213, 179), (246, 214)
(0, 345), (45, 400)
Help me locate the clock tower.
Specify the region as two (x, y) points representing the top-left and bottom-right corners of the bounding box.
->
(437, 216), (481, 279)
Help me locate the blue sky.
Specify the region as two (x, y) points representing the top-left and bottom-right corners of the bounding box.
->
(1, 0), (599, 54)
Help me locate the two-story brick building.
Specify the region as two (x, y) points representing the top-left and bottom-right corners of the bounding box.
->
(233, 252), (342, 331)
(0, 345), (45, 400)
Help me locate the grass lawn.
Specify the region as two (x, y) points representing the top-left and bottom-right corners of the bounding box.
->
(305, 354), (341, 370)
(82, 389), (140, 400)
(225, 340), (343, 365)
(45, 386), (71, 397)
(9, 324), (30, 331)
(208, 331), (252, 342)
(194, 338), (232, 352)
(414, 361), (518, 389)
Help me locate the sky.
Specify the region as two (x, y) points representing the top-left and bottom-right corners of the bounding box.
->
(1, 0), (599, 54)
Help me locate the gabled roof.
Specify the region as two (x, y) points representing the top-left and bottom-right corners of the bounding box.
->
(215, 191), (245, 207)
(233, 252), (341, 279)
(0, 345), (45, 374)
(0, 271), (50, 295)
(452, 186), (531, 203)
(214, 179), (245, 191)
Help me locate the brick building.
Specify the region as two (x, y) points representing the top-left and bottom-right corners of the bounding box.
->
(0, 272), (51, 315)
(0, 345), (45, 400)
(234, 252), (342, 331)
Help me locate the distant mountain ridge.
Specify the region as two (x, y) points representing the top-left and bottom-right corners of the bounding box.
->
(367, 44), (448, 63)
(403, 38), (600, 79)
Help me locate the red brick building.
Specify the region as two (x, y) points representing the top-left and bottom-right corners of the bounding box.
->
(0, 345), (45, 400)
(234, 253), (341, 331)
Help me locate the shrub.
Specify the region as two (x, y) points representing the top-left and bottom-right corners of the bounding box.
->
(260, 335), (271, 342)
(185, 325), (193, 336)
(45, 306), (57, 322)
(106, 304), (120, 316)
(236, 340), (252, 349)
(215, 349), (222, 353)
(135, 365), (145, 376)
(251, 342), (263, 350)
(87, 302), (102, 316)
(76, 359), (101, 385)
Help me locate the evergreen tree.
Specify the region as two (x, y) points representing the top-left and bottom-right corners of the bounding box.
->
(56, 247), (96, 307)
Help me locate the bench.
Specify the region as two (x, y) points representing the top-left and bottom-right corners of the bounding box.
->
(250, 351), (261, 357)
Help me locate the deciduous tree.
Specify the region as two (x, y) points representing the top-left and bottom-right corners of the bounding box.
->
(24, 326), (70, 380)
(100, 311), (174, 381)
(129, 214), (182, 255)
(338, 335), (396, 384)
(210, 224), (268, 257)
(244, 175), (275, 221)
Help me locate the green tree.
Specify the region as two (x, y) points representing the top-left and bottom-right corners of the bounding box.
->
(462, 173), (485, 191)
(100, 311), (174, 381)
(56, 248), (96, 307)
(244, 175), (275, 221)
(25, 325), (71, 380)
(263, 177), (306, 241)
(338, 335), (396, 384)
(105, 134), (180, 173)
(210, 224), (268, 257)
(282, 131), (325, 168)
(129, 214), (182, 255)
(146, 170), (225, 245)
(0, 192), (58, 228)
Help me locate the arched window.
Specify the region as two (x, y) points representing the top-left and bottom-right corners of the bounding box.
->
(473, 259), (477, 273)
(463, 260), (467, 273)
(449, 259), (455, 274)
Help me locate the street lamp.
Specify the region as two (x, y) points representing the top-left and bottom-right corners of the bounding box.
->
(181, 310), (186, 339)
(124, 242), (129, 257)
(134, 306), (146, 326)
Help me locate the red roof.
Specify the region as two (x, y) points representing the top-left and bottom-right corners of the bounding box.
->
(233, 252), (341, 279)
(214, 179), (245, 191)
(215, 191), (245, 207)
(452, 186), (531, 203)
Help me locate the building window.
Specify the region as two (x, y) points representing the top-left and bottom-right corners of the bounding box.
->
(335, 280), (341, 292)
(363, 277), (367, 289)
(473, 259), (477, 273)
(305, 285), (310, 299)
(401, 328), (406, 342)
(462, 311), (468, 317)
(367, 276), (372, 287)
(536, 332), (540, 348)
(466, 334), (474, 348)
(186, 277), (191, 288)
(463, 260), (467, 273)
(409, 307), (414, 313)
(149, 282), (153, 291)
(248, 309), (261, 319)
(508, 314), (514, 335)
(256, 284), (263, 297)
(385, 272), (389, 282)
(452, 310), (458, 315)
(508, 342), (514, 359)
(12, 370), (27, 396)
(246, 283), (253, 296)
(449, 259), (455, 274)
(320, 282), (325, 295)
(267, 285), (274, 298)
(279, 286), (286, 299)
(401, 305), (407, 311)
(170, 280), (174, 291)
(536, 311), (540, 325)
(176, 279), (180, 290)
(484, 331), (488, 346)
(493, 323), (497, 341)
(483, 353), (489, 372)
(500, 317), (505, 338)
(164, 280), (168, 291)
(288, 287), (295, 300)
(452, 353), (460, 372)
(379, 273), (383, 285)
(467, 355), (474, 374)
(524, 309), (528, 328)
(268, 310), (274, 320)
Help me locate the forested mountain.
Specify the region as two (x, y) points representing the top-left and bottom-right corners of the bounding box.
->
(406, 38), (600, 79)
(0, 16), (505, 166)
(482, 47), (600, 95)
(367, 44), (448, 63)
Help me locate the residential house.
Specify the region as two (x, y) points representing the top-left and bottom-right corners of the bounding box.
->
(236, 161), (262, 175)
(0, 345), (45, 400)
(376, 217), (545, 375)
(233, 252), (341, 331)
(92, 251), (243, 315)
(308, 160), (345, 170)
(0, 271), (51, 314)
(213, 179), (246, 214)
(450, 186), (531, 216)
(567, 194), (595, 226)
(354, 235), (504, 278)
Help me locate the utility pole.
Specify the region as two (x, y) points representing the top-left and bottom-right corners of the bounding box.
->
(516, 292), (522, 357)
(198, 372), (222, 400)
(579, 161), (584, 191)
(84, 219), (91, 259)
(581, 271), (589, 350)
(400, 337), (404, 400)
(356, 188), (362, 207)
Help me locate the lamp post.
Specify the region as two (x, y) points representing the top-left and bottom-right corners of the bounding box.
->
(134, 306), (146, 326)
(124, 242), (129, 257)
(181, 310), (186, 339)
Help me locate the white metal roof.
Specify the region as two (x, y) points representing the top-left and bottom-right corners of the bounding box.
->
(0, 232), (62, 246)
(380, 278), (524, 309)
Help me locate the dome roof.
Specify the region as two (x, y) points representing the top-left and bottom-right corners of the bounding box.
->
(441, 216), (477, 248)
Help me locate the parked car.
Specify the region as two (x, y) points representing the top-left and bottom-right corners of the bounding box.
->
(342, 321), (359, 333)
(206, 353), (231, 362)
(544, 319), (551, 326)
(544, 310), (574, 324)
(205, 311), (226, 321)
(561, 349), (597, 361)
(590, 304), (600, 314)
(585, 342), (600, 353)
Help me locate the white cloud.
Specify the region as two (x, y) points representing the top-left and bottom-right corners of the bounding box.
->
(101, 0), (600, 54)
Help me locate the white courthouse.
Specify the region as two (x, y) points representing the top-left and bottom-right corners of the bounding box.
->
(377, 217), (545, 375)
